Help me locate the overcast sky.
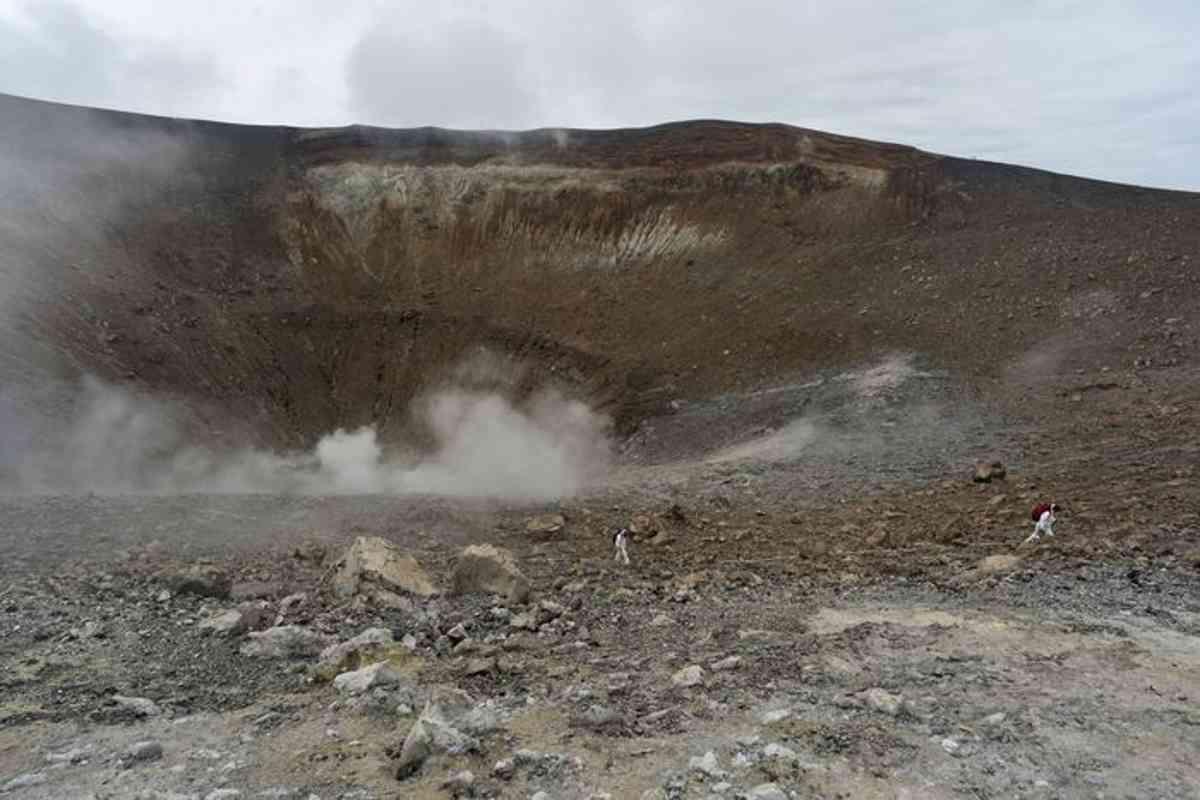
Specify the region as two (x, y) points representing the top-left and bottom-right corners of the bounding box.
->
(1, 0), (1197, 190)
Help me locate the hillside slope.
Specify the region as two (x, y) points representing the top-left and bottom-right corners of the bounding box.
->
(1, 93), (1197, 452)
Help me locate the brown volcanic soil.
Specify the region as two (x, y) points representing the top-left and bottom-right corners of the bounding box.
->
(0, 94), (1198, 799)
(1, 92), (1197, 449)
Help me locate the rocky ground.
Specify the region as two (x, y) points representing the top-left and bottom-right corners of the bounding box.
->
(1, 365), (1199, 800)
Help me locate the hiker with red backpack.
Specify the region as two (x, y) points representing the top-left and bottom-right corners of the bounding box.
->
(1025, 502), (1061, 543)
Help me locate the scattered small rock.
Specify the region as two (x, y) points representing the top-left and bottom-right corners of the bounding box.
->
(493, 758), (515, 780)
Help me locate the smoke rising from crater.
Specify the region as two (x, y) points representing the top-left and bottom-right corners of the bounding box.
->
(2, 374), (611, 498)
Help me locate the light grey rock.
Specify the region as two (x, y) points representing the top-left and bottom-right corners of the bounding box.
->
(451, 544), (531, 604)
(123, 740), (164, 764)
(319, 628), (395, 672)
(167, 564), (231, 599)
(863, 688), (902, 716)
(199, 609), (247, 636)
(538, 599), (566, 618)
(70, 620), (105, 639)
(205, 791), (243, 800)
(689, 750), (727, 779)
(672, 665), (705, 688)
(330, 536), (438, 600)
(748, 784), (788, 800)
(332, 662), (404, 695)
(759, 709), (791, 724)
(45, 745), (93, 764)
(440, 770), (475, 795)
(763, 742), (798, 761)
(493, 758), (515, 780)
(711, 655), (741, 672)
(112, 694), (162, 717)
(2, 772), (47, 791)
(509, 612), (538, 631)
(395, 688), (480, 779)
(240, 626), (330, 659)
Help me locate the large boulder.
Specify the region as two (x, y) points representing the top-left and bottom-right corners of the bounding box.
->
(329, 537), (438, 602)
(395, 688), (481, 779)
(450, 545), (531, 604)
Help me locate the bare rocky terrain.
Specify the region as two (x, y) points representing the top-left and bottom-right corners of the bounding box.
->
(0, 93), (1198, 799)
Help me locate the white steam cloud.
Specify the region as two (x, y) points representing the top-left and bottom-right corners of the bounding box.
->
(3, 375), (611, 499)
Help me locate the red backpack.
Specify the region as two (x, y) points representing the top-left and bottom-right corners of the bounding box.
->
(1031, 503), (1052, 522)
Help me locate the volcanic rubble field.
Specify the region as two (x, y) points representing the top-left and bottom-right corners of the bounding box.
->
(0, 93), (1199, 799)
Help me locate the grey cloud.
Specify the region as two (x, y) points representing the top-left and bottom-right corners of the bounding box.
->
(0, 1), (223, 115)
(346, 16), (538, 129)
(0, 0), (1197, 190)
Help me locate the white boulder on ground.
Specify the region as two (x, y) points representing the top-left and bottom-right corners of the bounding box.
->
(329, 536), (438, 602)
(450, 544), (532, 604)
(333, 662), (404, 695)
